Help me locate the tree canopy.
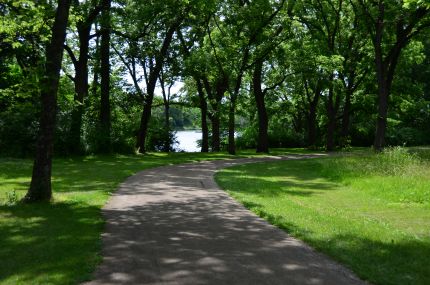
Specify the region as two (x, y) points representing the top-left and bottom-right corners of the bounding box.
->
(0, 0), (429, 200)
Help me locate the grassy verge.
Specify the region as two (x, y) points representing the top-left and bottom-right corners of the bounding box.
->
(216, 147), (430, 285)
(0, 148), (314, 285)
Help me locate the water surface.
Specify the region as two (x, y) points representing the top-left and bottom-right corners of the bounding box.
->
(175, 130), (202, 152)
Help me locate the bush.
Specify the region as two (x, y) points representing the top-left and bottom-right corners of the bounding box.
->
(235, 125), (305, 150)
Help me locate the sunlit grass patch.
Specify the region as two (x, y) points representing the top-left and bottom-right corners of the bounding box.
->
(216, 148), (430, 285)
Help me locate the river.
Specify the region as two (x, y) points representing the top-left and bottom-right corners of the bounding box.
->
(174, 130), (202, 152)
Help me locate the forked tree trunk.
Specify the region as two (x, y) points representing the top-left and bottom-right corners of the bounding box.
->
(69, 24), (91, 154)
(25, 0), (72, 202)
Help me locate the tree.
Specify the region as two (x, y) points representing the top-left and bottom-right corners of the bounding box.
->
(98, 0), (111, 153)
(355, 0), (430, 150)
(63, 0), (102, 154)
(24, 0), (72, 202)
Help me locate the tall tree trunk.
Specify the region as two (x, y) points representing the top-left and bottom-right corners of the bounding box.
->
(98, 0), (111, 153)
(371, 1), (416, 151)
(25, 0), (72, 202)
(69, 24), (90, 154)
(204, 77), (225, 152)
(253, 60), (269, 153)
(210, 115), (221, 152)
(137, 22), (180, 153)
(196, 79), (209, 152)
(137, 100), (151, 153)
(326, 79), (338, 151)
(374, 66), (389, 151)
(307, 103), (318, 148)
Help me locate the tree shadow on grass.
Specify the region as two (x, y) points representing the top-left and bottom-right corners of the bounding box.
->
(240, 202), (430, 285)
(0, 202), (103, 285)
(217, 161), (340, 198)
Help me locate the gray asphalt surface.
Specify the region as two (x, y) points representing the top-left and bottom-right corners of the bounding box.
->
(83, 155), (366, 285)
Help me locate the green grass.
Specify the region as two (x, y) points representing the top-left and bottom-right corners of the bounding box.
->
(0, 148), (314, 285)
(216, 147), (430, 285)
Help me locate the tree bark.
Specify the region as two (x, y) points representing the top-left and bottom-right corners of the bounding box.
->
(68, 24), (91, 154)
(68, 6), (102, 154)
(253, 60), (269, 153)
(210, 115), (221, 152)
(25, 0), (72, 202)
(326, 77), (340, 151)
(204, 76), (225, 152)
(370, 1), (428, 151)
(98, 0), (111, 153)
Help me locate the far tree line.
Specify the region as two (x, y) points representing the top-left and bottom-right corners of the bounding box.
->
(0, 0), (429, 201)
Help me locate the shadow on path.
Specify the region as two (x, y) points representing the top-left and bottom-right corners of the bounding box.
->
(83, 155), (365, 285)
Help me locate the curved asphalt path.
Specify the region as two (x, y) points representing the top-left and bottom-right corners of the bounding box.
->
(83, 155), (366, 285)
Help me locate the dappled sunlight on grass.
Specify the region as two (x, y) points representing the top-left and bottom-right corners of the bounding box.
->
(0, 202), (102, 285)
(0, 149), (323, 285)
(216, 150), (430, 285)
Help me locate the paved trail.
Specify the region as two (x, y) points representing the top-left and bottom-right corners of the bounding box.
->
(84, 155), (366, 285)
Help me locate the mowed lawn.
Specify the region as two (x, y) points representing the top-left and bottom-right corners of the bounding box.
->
(0, 149), (313, 285)
(0, 152), (235, 285)
(216, 147), (430, 285)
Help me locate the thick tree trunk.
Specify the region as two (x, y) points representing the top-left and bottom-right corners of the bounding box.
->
(374, 75), (389, 151)
(69, 25), (90, 154)
(98, 0), (111, 153)
(196, 79), (209, 152)
(253, 60), (269, 153)
(372, 2), (403, 151)
(25, 0), (71, 202)
(326, 114), (336, 151)
(137, 101), (152, 153)
(210, 115), (221, 152)
(204, 76), (225, 152)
